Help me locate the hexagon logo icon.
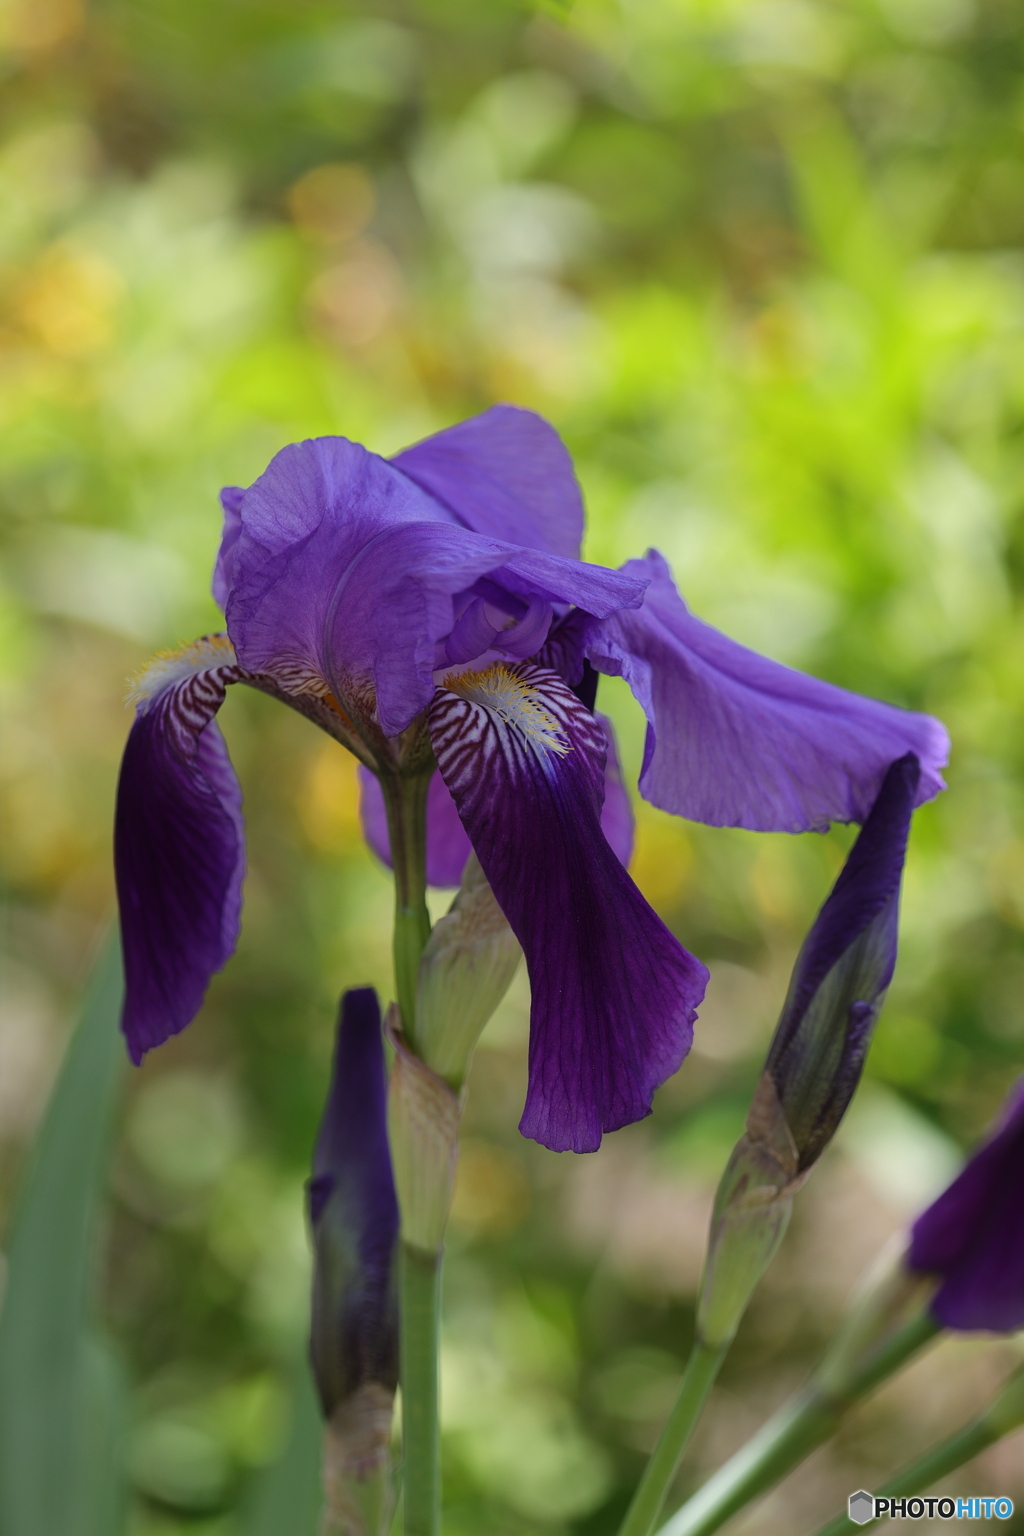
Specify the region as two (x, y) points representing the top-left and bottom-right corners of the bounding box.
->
(848, 1490), (875, 1525)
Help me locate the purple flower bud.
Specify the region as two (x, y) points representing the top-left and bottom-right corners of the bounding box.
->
(764, 752), (920, 1172)
(909, 1078), (1024, 1331)
(308, 988), (399, 1418)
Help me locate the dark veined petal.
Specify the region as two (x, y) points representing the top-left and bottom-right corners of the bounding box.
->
(308, 988), (399, 1414)
(909, 1079), (1024, 1332)
(391, 404), (585, 561)
(587, 550), (949, 832)
(358, 766), (473, 889)
(358, 721), (631, 887)
(428, 662), (708, 1153)
(114, 637), (245, 1063)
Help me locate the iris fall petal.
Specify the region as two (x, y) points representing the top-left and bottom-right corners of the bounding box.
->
(428, 662), (708, 1152)
(114, 638), (245, 1063)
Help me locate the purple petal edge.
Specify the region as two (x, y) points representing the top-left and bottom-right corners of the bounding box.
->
(909, 1078), (1024, 1332)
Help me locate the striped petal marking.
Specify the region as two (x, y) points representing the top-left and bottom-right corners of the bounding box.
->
(428, 661), (709, 1153)
(116, 635), (246, 1062)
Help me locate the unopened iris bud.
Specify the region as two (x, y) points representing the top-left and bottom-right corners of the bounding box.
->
(308, 988), (399, 1536)
(698, 754), (920, 1347)
(415, 853), (522, 1089)
(908, 1075), (1024, 1331)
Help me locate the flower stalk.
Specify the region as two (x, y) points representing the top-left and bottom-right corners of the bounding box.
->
(398, 1246), (442, 1536)
(811, 1359), (1024, 1536)
(654, 1258), (940, 1536)
(618, 1341), (729, 1536)
(380, 771), (432, 1045)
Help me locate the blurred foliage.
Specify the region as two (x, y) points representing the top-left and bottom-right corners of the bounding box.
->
(2, 0), (1024, 1531)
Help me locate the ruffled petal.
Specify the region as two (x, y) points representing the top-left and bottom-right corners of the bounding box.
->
(391, 404), (584, 560)
(224, 436), (644, 736)
(308, 988), (399, 1413)
(428, 662), (708, 1153)
(586, 550), (949, 832)
(114, 637), (245, 1063)
(909, 1079), (1024, 1331)
(358, 766), (473, 889)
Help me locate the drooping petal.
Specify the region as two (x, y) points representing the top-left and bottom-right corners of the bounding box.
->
(428, 662), (708, 1153)
(391, 404), (585, 560)
(114, 636), (245, 1063)
(586, 550), (949, 832)
(308, 987), (399, 1414)
(909, 1079), (1024, 1332)
(358, 766), (473, 888)
(223, 436), (645, 737)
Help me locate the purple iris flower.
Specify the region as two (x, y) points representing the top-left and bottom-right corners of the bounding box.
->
(909, 1078), (1024, 1332)
(114, 405), (948, 1152)
(308, 987), (399, 1417)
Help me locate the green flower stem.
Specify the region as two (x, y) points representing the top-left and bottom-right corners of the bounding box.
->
(655, 1312), (939, 1536)
(618, 1341), (730, 1536)
(400, 1245), (442, 1536)
(811, 1359), (1024, 1536)
(810, 1422), (993, 1536)
(382, 772), (432, 1046)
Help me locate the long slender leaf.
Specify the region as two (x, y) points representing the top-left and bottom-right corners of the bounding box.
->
(242, 1362), (323, 1536)
(0, 935), (128, 1536)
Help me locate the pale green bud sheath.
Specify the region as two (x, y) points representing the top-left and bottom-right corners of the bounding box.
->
(415, 853), (522, 1090)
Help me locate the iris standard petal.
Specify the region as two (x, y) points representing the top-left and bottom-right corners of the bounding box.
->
(586, 550), (949, 832)
(391, 403), (585, 560)
(358, 766), (473, 888)
(909, 1079), (1024, 1332)
(309, 987), (399, 1413)
(428, 662), (708, 1153)
(114, 637), (245, 1063)
(225, 436), (645, 736)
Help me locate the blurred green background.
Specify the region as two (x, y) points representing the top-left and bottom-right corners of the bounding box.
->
(2, 0), (1024, 1531)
